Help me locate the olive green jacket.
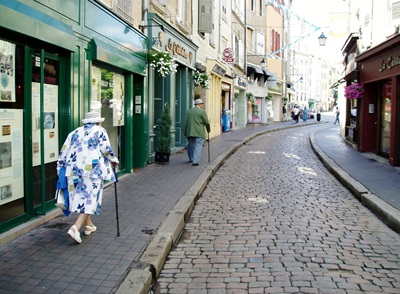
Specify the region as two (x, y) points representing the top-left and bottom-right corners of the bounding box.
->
(184, 106), (210, 139)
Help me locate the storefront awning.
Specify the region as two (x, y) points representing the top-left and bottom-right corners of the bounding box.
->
(329, 69), (358, 89)
(329, 78), (345, 89)
(89, 38), (147, 74)
(263, 69), (273, 79)
(0, 0), (76, 51)
(247, 66), (264, 78)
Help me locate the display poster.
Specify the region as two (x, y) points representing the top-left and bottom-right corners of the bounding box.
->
(0, 40), (16, 102)
(0, 109), (24, 205)
(32, 83), (59, 166)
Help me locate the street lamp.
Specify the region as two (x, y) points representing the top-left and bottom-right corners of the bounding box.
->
(318, 32), (327, 46)
(260, 58), (266, 69)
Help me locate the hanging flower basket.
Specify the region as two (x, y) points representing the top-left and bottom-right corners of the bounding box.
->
(344, 83), (364, 99)
(149, 50), (178, 78)
(194, 71), (211, 89)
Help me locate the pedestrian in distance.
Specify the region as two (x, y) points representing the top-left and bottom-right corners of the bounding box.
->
(334, 106), (340, 125)
(302, 107), (308, 122)
(184, 98), (211, 166)
(57, 111), (119, 244)
(282, 104), (287, 121)
(292, 105), (300, 123)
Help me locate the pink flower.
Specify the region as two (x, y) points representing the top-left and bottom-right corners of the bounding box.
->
(344, 83), (364, 99)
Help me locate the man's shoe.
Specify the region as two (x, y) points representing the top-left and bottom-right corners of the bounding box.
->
(192, 163), (199, 166)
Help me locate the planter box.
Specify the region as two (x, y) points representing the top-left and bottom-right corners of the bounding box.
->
(155, 152), (170, 164)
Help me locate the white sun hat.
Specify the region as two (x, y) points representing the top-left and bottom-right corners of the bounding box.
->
(82, 111), (105, 124)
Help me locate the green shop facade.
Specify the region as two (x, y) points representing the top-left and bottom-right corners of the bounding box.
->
(146, 13), (198, 162)
(0, 0), (149, 234)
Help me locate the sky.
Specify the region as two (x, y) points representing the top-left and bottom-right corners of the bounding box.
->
(290, 0), (350, 63)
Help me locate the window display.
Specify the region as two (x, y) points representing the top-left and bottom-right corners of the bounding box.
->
(0, 109), (23, 205)
(0, 40), (15, 102)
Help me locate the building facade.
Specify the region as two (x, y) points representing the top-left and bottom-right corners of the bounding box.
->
(0, 0), (148, 233)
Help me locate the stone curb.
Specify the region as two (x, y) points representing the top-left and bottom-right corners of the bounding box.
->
(310, 132), (400, 234)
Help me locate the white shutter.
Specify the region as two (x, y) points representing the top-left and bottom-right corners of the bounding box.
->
(238, 40), (244, 68)
(222, 0), (227, 20)
(199, 0), (213, 34)
(392, 1), (400, 25)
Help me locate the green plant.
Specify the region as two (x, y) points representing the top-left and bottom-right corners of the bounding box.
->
(246, 92), (255, 104)
(155, 103), (172, 154)
(265, 94), (273, 101)
(149, 50), (178, 77)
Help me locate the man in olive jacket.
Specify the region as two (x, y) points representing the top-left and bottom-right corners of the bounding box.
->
(184, 99), (211, 166)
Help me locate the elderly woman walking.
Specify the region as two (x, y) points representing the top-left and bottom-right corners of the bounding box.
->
(57, 111), (119, 244)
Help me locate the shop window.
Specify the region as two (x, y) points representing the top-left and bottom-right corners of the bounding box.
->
(0, 40), (24, 222)
(91, 65), (124, 166)
(380, 82), (391, 155)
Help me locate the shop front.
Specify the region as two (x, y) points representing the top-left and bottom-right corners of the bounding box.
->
(355, 34), (400, 166)
(0, 0), (147, 234)
(246, 65), (269, 124)
(146, 14), (198, 162)
(233, 77), (247, 128)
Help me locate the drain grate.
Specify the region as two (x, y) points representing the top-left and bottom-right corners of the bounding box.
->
(141, 229), (155, 235)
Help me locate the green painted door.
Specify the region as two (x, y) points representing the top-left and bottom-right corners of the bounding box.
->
(29, 50), (65, 216)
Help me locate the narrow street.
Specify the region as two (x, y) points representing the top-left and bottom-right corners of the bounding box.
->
(154, 125), (400, 294)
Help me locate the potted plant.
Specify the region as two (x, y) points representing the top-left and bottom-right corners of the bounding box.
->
(155, 103), (172, 163)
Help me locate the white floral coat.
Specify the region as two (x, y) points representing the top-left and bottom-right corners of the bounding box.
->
(57, 123), (118, 182)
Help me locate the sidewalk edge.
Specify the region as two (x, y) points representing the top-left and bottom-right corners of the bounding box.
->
(310, 132), (400, 234)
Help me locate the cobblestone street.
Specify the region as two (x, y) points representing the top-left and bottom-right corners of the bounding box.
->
(154, 125), (400, 294)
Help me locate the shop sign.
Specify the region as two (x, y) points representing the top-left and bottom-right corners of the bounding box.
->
(237, 78), (247, 87)
(379, 55), (400, 72)
(222, 83), (231, 91)
(222, 48), (235, 63)
(212, 64), (226, 76)
(153, 31), (194, 65)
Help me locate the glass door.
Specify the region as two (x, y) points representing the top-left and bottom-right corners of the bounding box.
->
(30, 51), (61, 214)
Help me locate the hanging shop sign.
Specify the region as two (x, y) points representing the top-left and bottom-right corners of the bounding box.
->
(222, 48), (235, 63)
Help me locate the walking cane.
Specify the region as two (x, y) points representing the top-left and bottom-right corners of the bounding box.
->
(113, 168), (120, 237)
(207, 132), (210, 162)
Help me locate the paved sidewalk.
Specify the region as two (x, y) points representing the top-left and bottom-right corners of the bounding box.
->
(311, 124), (400, 233)
(0, 118), (399, 294)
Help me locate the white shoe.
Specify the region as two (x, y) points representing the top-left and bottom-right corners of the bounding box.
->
(84, 225), (97, 236)
(67, 225), (82, 244)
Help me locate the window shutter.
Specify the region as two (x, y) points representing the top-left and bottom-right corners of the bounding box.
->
(238, 40), (244, 67)
(392, 1), (400, 22)
(199, 0), (213, 34)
